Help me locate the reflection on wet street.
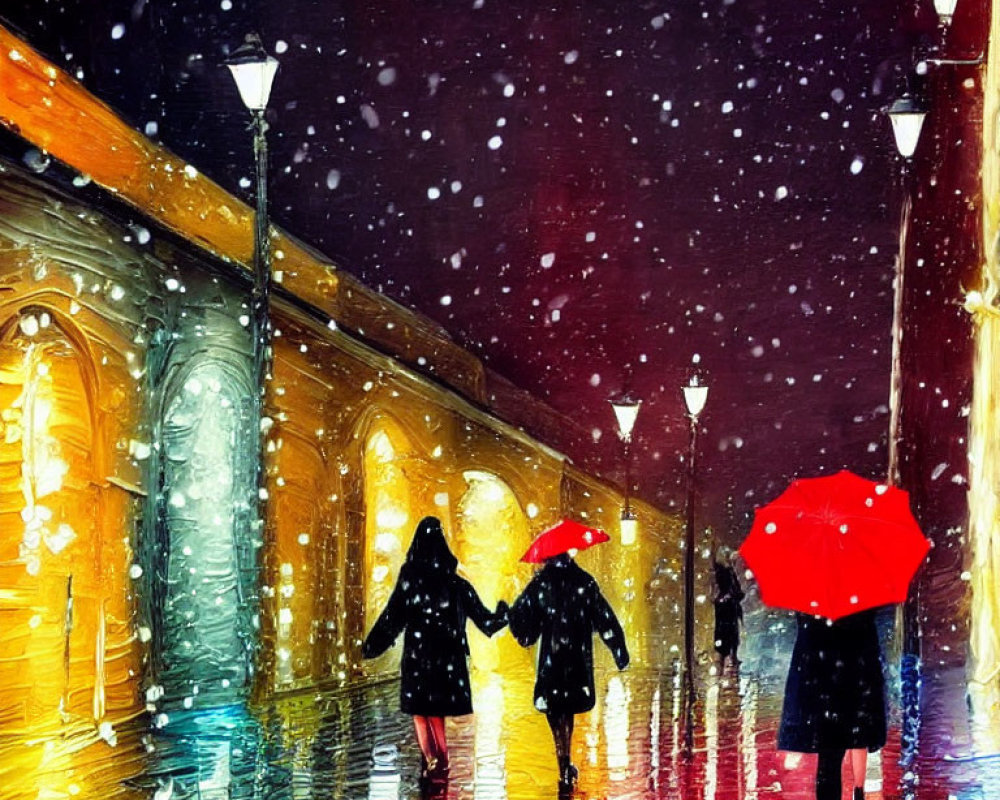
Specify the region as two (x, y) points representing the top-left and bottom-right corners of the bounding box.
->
(3, 655), (998, 800)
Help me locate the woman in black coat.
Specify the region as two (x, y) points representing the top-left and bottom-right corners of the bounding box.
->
(778, 608), (887, 800)
(713, 556), (745, 671)
(362, 516), (507, 780)
(509, 552), (630, 791)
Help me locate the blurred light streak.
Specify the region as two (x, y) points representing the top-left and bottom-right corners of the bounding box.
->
(740, 679), (759, 800)
(605, 674), (630, 780)
(474, 672), (508, 800)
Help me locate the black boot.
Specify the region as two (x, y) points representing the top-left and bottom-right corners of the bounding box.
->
(853, 788), (865, 800)
(558, 762), (578, 792)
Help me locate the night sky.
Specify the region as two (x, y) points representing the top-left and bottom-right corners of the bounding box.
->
(1, 0), (941, 539)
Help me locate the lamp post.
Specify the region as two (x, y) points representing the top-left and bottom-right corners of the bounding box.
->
(610, 394), (641, 546)
(885, 91), (928, 762)
(682, 374), (708, 757)
(884, 94), (926, 487)
(226, 34), (279, 406)
(226, 35), (278, 692)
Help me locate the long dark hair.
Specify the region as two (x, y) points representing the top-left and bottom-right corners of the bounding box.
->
(405, 515), (458, 573)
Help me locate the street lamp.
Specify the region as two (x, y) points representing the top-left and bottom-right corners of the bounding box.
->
(886, 95), (927, 161)
(227, 33), (279, 400)
(682, 374), (708, 757)
(885, 90), (929, 762)
(933, 0), (958, 26)
(226, 34), (278, 680)
(610, 394), (641, 546)
(884, 93), (927, 486)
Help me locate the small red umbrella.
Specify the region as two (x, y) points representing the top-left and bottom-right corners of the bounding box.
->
(738, 469), (930, 620)
(521, 519), (610, 563)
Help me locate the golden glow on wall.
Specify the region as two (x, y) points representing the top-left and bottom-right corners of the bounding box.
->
(272, 422), (326, 688)
(455, 471), (534, 674)
(0, 299), (144, 792)
(966, 0), (1000, 748)
(363, 421), (413, 664)
(0, 313), (96, 733)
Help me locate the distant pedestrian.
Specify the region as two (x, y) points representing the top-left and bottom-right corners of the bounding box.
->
(509, 551), (630, 793)
(712, 548), (744, 672)
(778, 609), (887, 800)
(362, 516), (508, 783)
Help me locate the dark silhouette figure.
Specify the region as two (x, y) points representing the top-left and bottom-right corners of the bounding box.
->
(779, 609), (887, 800)
(713, 555), (744, 672)
(362, 516), (508, 783)
(509, 552), (629, 792)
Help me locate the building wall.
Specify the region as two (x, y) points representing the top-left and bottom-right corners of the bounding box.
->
(0, 162), (689, 743)
(896, 0), (996, 754)
(964, 0), (1000, 749)
(0, 163), (155, 737)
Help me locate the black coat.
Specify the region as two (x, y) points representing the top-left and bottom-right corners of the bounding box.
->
(362, 517), (506, 717)
(713, 563), (744, 657)
(509, 555), (629, 715)
(778, 609), (887, 753)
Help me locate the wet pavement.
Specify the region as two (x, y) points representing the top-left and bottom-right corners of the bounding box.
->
(2, 656), (999, 800)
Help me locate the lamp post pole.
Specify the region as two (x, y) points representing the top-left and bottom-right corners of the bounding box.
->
(884, 94), (925, 487)
(227, 33), (279, 424)
(226, 34), (278, 691)
(681, 376), (708, 757)
(886, 164), (911, 489)
(250, 104), (271, 402)
(885, 91), (928, 763)
(624, 430), (633, 516)
(885, 94), (927, 654)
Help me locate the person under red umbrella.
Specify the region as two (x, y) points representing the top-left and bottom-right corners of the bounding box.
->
(509, 519), (629, 793)
(739, 470), (929, 800)
(778, 608), (887, 800)
(361, 516), (508, 785)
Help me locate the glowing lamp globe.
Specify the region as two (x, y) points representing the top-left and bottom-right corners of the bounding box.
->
(886, 96), (928, 159)
(226, 34), (279, 112)
(620, 512), (638, 547)
(610, 395), (642, 441)
(683, 377), (709, 419)
(934, 0), (958, 25)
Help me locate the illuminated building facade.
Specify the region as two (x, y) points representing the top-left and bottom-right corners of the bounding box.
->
(0, 23), (690, 760)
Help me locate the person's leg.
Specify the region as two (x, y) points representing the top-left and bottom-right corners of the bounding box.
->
(413, 716), (433, 773)
(546, 712), (566, 771)
(815, 748), (844, 800)
(848, 748), (867, 798)
(427, 716), (449, 773)
(564, 715), (577, 782)
(546, 713), (577, 786)
(714, 645), (727, 673)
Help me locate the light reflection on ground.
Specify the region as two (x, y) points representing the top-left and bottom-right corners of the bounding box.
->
(1, 661), (997, 799)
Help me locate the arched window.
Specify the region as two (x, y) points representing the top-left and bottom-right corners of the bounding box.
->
(153, 360), (257, 703)
(456, 470), (532, 672)
(362, 422), (415, 646)
(0, 308), (96, 725)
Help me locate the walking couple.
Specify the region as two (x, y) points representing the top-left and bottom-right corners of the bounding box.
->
(361, 515), (630, 793)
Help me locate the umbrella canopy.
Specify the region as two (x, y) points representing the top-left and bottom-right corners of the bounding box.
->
(521, 519), (610, 563)
(738, 470), (930, 620)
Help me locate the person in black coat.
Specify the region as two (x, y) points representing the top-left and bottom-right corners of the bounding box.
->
(713, 551), (745, 672)
(362, 516), (508, 781)
(509, 551), (630, 792)
(778, 608), (887, 800)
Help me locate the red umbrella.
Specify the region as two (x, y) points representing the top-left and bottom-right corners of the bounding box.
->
(521, 519), (610, 563)
(738, 470), (930, 620)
